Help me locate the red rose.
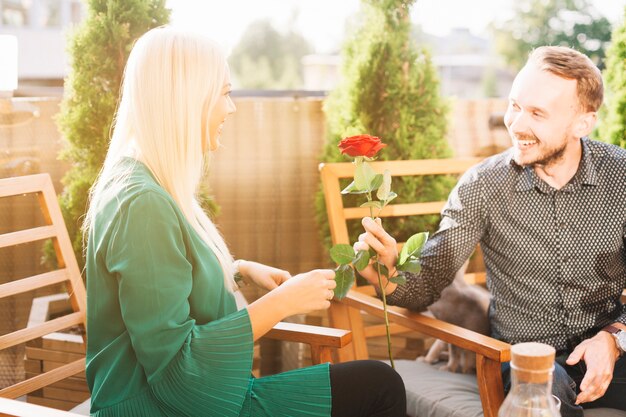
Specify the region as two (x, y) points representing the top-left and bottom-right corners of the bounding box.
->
(338, 134), (387, 158)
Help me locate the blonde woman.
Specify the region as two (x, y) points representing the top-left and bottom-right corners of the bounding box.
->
(84, 27), (405, 417)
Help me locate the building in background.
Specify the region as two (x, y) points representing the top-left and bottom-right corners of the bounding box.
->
(0, 0), (85, 96)
(301, 54), (341, 91)
(302, 27), (515, 98)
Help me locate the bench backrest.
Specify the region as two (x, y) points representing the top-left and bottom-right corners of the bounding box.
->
(0, 174), (87, 402)
(319, 157), (486, 284)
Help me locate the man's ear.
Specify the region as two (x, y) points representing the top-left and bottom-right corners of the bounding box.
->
(573, 111), (597, 138)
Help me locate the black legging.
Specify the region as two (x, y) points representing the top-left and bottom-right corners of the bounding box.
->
(330, 360), (406, 417)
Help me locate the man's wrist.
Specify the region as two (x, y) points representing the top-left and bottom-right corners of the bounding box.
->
(600, 323), (626, 358)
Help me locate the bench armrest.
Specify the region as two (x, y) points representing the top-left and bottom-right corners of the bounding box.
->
(338, 289), (510, 417)
(342, 290), (509, 361)
(265, 321), (352, 364)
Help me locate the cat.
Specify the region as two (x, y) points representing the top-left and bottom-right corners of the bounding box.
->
(417, 263), (491, 374)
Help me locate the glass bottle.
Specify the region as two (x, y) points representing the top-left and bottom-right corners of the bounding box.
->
(498, 342), (562, 417)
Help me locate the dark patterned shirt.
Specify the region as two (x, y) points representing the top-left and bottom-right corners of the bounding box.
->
(386, 138), (626, 351)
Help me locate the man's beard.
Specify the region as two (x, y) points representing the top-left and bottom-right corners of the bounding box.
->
(512, 132), (568, 167)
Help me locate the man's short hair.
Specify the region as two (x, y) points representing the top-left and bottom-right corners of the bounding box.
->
(528, 46), (604, 112)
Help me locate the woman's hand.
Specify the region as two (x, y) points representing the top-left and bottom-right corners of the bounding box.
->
(276, 269), (336, 316)
(237, 260), (290, 291)
(353, 217), (399, 294)
(247, 269), (336, 340)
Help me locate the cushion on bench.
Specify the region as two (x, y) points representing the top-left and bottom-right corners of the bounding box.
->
(394, 359), (626, 417)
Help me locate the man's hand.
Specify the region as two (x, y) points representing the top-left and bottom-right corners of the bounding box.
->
(566, 329), (621, 404)
(238, 261), (291, 291)
(353, 217), (399, 294)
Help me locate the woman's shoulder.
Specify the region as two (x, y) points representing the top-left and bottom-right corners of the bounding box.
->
(96, 160), (180, 227)
(120, 158), (168, 198)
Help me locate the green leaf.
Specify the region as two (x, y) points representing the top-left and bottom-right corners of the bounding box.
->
(398, 232), (429, 265)
(334, 264), (355, 299)
(330, 244), (355, 265)
(397, 259), (421, 274)
(340, 181), (357, 194)
(354, 161), (377, 190)
(389, 273), (407, 285)
(360, 201), (383, 210)
(383, 191), (397, 205)
(374, 261), (389, 278)
(340, 181), (369, 195)
(376, 169), (392, 200)
(369, 174), (384, 191)
(353, 249), (371, 271)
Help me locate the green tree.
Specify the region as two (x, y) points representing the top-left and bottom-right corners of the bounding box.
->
(229, 18), (312, 89)
(493, 0), (612, 70)
(316, 0), (454, 251)
(597, 7), (626, 148)
(481, 66), (499, 98)
(55, 0), (170, 270)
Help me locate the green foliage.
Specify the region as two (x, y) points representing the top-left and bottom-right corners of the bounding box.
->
(229, 18), (313, 89)
(316, 0), (454, 252)
(334, 264), (355, 299)
(52, 0), (170, 270)
(398, 231), (428, 265)
(330, 244), (357, 265)
(492, 0), (613, 70)
(597, 8), (626, 149)
(353, 250), (371, 271)
(481, 66), (499, 98)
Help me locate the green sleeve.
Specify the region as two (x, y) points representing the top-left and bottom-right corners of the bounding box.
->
(107, 190), (253, 417)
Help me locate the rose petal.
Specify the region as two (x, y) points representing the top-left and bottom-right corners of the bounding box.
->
(338, 135), (386, 158)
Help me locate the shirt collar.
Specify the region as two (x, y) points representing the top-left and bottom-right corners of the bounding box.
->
(511, 137), (598, 193)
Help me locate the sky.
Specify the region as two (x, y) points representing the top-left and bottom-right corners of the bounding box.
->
(166, 0), (626, 54)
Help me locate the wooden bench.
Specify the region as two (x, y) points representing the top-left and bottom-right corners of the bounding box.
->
(0, 173), (352, 416)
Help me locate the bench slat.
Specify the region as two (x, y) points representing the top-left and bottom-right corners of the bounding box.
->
(0, 270), (69, 300)
(0, 359), (86, 399)
(0, 312), (84, 350)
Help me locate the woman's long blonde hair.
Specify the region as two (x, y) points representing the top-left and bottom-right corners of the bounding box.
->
(84, 27), (234, 289)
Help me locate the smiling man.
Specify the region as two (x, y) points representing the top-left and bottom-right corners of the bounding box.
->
(354, 46), (626, 417)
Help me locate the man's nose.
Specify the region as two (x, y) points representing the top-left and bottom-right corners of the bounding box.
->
(507, 111), (528, 134)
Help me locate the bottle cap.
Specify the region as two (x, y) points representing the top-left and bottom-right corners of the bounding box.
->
(510, 342), (555, 383)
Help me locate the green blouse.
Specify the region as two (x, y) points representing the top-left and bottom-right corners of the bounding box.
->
(85, 158), (331, 416)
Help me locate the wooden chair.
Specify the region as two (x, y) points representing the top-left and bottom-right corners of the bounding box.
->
(320, 158), (626, 417)
(0, 173), (352, 417)
(320, 157), (486, 360)
(320, 158), (509, 417)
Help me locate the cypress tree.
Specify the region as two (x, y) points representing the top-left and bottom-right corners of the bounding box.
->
(316, 0), (454, 250)
(55, 0), (170, 269)
(597, 8), (626, 149)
